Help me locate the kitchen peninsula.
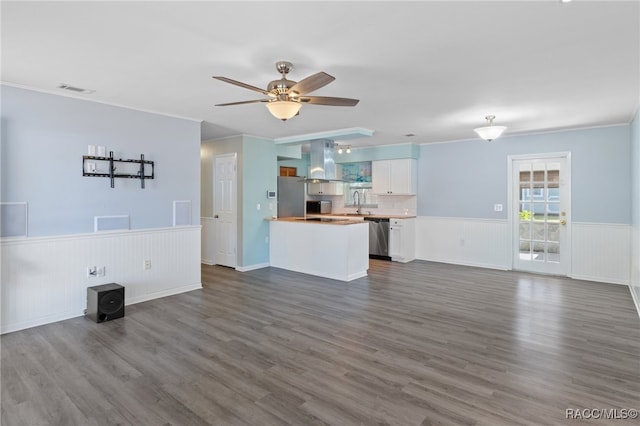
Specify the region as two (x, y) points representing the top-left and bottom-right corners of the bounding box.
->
(269, 218), (369, 282)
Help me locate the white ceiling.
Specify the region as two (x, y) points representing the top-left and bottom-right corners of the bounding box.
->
(2, 0), (639, 148)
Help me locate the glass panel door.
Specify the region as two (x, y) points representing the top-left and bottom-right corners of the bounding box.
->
(512, 155), (569, 275)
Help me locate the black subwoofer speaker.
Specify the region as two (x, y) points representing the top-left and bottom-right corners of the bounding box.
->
(86, 283), (125, 323)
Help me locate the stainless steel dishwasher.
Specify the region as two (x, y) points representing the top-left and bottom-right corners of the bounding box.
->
(365, 217), (390, 260)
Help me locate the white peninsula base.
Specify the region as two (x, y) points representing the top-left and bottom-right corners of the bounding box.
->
(269, 220), (369, 282)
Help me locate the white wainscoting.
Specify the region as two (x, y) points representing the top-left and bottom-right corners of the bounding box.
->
(415, 216), (631, 286)
(201, 217), (215, 265)
(1, 226), (202, 334)
(571, 222), (630, 285)
(631, 225), (640, 317)
(415, 217), (510, 270)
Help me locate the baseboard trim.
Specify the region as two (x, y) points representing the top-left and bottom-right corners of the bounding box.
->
(126, 282), (203, 305)
(236, 263), (270, 272)
(0, 282), (204, 335)
(416, 257), (509, 272)
(630, 285), (640, 319)
(201, 259), (214, 265)
(1, 311), (80, 335)
(346, 271), (368, 281)
(570, 274), (629, 286)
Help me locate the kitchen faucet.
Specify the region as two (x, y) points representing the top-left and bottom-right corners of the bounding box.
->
(353, 190), (361, 214)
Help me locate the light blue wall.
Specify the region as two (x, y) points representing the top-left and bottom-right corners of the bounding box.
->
(277, 143), (420, 175)
(200, 136), (243, 218)
(418, 125), (631, 223)
(276, 144), (302, 160)
(335, 143), (419, 163)
(242, 135), (277, 266)
(201, 134), (276, 268)
(1, 85), (201, 236)
(278, 154), (309, 177)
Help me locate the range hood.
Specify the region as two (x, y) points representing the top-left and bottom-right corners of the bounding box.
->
(305, 139), (340, 183)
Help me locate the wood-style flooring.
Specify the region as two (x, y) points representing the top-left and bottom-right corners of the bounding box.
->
(2, 260), (639, 425)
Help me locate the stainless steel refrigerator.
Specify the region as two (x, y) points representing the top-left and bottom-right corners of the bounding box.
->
(277, 176), (305, 218)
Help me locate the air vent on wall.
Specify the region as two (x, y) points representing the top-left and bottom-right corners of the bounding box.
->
(94, 215), (130, 232)
(57, 84), (95, 94)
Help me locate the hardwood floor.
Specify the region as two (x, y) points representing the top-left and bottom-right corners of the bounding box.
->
(2, 260), (639, 425)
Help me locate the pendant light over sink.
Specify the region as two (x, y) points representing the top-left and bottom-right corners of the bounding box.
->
(474, 115), (507, 141)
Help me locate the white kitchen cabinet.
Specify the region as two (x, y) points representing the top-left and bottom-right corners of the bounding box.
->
(307, 182), (344, 195)
(372, 159), (417, 195)
(389, 218), (416, 262)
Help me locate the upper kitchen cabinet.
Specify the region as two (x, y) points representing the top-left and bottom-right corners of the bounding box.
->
(372, 159), (417, 195)
(308, 182), (344, 195)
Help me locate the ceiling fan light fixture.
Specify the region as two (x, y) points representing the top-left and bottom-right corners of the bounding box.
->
(265, 101), (301, 121)
(474, 115), (507, 141)
(214, 61), (359, 117)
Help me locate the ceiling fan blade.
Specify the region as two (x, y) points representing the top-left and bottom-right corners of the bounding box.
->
(288, 72), (335, 95)
(213, 76), (273, 96)
(299, 96), (359, 107)
(215, 99), (269, 106)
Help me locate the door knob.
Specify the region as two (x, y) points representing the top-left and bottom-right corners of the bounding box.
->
(560, 219), (566, 225)
(214, 215), (219, 219)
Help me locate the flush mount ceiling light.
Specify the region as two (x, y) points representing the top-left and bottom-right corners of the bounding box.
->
(265, 100), (301, 121)
(474, 115), (507, 141)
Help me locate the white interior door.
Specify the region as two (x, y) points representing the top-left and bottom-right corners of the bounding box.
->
(510, 153), (571, 275)
(214, 153), (237, 268)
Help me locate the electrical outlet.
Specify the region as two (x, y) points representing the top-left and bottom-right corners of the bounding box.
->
(494, 204), (503, 212)
(144, 259), (151, 270)
(256, 203), (261, 211)
(97, 266), (105, 277)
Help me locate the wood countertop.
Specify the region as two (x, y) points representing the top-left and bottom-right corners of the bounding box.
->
(306, 213), (417, 219)
(268, 217), (367, 225)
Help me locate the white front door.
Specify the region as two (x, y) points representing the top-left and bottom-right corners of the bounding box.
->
(214, 153), (237, 268)
(510, 153), (571, 275)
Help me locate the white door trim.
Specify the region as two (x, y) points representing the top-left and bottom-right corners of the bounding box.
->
(507, 152), (572, 275)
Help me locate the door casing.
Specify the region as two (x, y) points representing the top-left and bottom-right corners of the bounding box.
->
(508, 152), (572, 276)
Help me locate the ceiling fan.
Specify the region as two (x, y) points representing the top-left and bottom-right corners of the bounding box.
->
(213, 61), (359, 121)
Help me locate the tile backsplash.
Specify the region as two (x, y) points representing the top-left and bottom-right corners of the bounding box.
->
(313, 194), (417, 216)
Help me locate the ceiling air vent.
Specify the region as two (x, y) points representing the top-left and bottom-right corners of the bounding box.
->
(57, 84), (95, 94)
